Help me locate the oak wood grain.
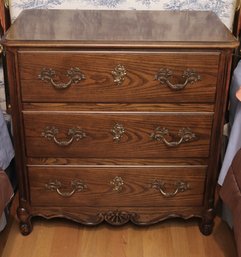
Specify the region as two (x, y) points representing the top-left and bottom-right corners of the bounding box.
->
(22, 102), (215, 112)
(23, 112), (213, 158)
(28, 165), (206, 207)
(2, 9), (238, 235)
(18, 51), (219, 103)
(27, 157), (209, 166)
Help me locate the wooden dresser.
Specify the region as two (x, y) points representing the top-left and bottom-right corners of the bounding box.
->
(2, 9), (238, 235)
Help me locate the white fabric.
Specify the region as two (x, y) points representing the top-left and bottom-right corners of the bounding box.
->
(218, 61), (241, 185)
(0, 109), (14, 170)
(8, 0), (237, 31)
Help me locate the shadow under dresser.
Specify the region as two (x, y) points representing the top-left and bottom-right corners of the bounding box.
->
(1, 9), (238, 235)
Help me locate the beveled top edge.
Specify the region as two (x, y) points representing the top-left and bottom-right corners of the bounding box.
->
(2, 9), (239, 49)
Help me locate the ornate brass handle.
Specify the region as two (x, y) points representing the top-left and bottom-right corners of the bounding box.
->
(45, 179), (87, 197)
(38, 67), (85, 89)
(111, 123), (125, 143)
(151, 180), (190, 197)
(111, 64), (127, 86)
(110, 176), (124, 192)
(155, 68), (201, 91)
(151, 127), (196, 147)
(42, 126), (86, 146)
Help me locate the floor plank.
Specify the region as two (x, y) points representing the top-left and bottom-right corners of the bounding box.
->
(0, 215), (237, 257)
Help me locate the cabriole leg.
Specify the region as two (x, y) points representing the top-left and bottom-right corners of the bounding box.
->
(17, 207), (32, 236)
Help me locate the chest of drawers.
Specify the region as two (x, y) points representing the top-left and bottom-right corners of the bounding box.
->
(2, 9), (238, 235)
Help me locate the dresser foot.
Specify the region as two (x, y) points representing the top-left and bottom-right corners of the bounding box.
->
(199, 208), (215, 236)
(19, 221), (32, 236)
(199, 220), (214, 235)
(17, 207), (32, 235)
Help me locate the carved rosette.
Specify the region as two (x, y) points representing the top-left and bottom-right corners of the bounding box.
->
(99, 210), (138, 226)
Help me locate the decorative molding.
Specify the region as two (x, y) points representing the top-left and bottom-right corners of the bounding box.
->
(99, 210), (138, 225)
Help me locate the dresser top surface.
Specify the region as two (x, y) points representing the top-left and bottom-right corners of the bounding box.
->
(3, 9), (238, 48)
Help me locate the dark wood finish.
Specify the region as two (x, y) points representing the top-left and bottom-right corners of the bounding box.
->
(1, 9), (238, 235)
(19, 51), (219, 103)
(23, 112), (213, 158)
(27, 157), (209, 166)
(3, 9), (237, 49)
(28, 166), (206, 207)
(31, 206), (204, 226)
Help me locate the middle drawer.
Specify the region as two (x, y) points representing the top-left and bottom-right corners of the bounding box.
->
(23, 112), (213, 158)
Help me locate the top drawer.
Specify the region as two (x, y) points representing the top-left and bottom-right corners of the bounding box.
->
(18, 51), (220, 103)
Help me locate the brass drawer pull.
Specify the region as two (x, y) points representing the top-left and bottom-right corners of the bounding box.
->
(39, 67), (85, 89)
(151, 180), (190, 197)
(111, 64), (127, 86)
(155, 68), (201, 91)
(42, 126), (86, 146)
(151, 127), (196, 147)
(110, 176), (124, 192)
(111, 123), (125, 143)
(45, 179), (87, 197)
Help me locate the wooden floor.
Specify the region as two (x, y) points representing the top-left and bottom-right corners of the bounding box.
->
(0, 213), (237, 257)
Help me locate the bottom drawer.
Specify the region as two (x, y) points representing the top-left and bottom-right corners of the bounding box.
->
(28, 166), (206, 207)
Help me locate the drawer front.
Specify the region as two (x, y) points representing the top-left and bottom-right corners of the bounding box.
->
(23, 112), (213, 158)
(28, 166), (206, 207)
(18, 51), (219, 103)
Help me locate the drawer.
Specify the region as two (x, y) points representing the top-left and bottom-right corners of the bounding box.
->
(28, 166), (206, 207)
(23, 112), (213, 158)
(18, 51), (219, 103)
